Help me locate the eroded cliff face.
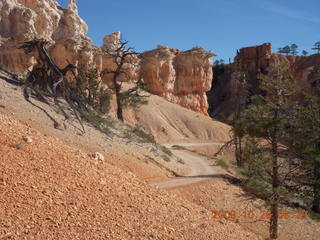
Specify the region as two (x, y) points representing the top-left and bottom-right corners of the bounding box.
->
(0, 0), (97, 73)
(207, 43), (320, 120)
(234, 43), (272, 92)
(0, 0), (215, 115)
(141, 45), (215, 115)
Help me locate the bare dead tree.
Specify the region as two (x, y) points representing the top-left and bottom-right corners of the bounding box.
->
(102, 39), (147, 121)
(19, 39), (75, 95)
(19, 38), (85, 132)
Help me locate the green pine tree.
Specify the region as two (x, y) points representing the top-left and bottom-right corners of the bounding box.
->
(290, 44), (299, 56)
(287, 73), (320, 213)
(282, 45), (291, 55)
(239, 63), (301, 239)
(312, 41), (320, 54)
(231, 68), (251, 167)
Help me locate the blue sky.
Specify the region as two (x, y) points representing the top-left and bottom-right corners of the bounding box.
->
(56, 0), (320, 62)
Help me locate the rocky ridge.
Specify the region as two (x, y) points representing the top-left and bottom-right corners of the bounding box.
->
(141, 45), (215, 115)
(207, 43), (320, 120)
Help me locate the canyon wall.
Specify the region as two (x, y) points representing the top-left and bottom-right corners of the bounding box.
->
(207, 43), (320, 120)
(141, 45), (215, 115)
(0, 0), (215, 115)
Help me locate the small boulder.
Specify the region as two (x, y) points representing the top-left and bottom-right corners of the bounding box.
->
(22, 136), (33, 143)
(91, 152), (105, 161)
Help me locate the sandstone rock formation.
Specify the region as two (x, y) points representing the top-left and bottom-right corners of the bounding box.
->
(100, 31), (140, 88)
(102, 31), (121, 52)
(141, 45), (215, 115)
(207, 43), (320, 120)
(0, 0), (96, 73)
(0, 0), (216, 115)
(234, 43), (272, 91)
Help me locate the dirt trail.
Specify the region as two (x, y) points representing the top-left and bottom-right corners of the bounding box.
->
(152, 143), (224, 189)
(166, 142), (225, 147)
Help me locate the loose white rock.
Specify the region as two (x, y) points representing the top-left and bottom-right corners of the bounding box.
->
(92, 152), (105, 161)
(22, 136), (33, 143)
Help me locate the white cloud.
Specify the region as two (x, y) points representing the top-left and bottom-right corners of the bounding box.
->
(250, 0), (320, 23)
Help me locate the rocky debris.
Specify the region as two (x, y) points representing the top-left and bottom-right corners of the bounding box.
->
(0, 114), (260, 240)
(22, 135), (33, 143)
(141, 45), (216, 115)
(0, 111), (261, 239)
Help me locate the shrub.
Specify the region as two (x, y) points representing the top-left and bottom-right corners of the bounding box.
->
(160, 146), (173, 156)
(216, 159), (229, 170)
(162, 155), (171, 162)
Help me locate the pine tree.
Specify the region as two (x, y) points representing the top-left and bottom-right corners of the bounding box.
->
(239, 63), (301, 239)
(277, 48), (284, 54)
(290, 44), (299, 56)
(215, 61), (251, 167)
(282, 45), (291, 55)
(312, 41), (320, 54)
(287, 69), (320, 213)
(231, 67), (250, 167)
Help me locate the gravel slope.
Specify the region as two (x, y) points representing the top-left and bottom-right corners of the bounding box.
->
(0, 112), (261, 239)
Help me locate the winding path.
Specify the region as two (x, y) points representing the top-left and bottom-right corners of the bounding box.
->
(152, 143), (224, 189)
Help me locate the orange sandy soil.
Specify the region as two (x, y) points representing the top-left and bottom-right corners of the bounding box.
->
(169, 177), (320, 240)
(0, 112), (260, 240)
(169, 145), (320, 240)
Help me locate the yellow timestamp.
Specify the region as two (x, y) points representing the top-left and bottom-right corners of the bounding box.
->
(212, 209), (308, 220)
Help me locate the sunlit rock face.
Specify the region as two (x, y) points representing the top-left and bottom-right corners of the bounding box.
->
(231, 42), (320, 94)
(140, 45), (215, 115)
(52, 0), (88, 41)
(0, 0), (38, 72)
(0, 0), (95, 73)
(100, 31), (140, 88)
(101, 31), (124, 86)
(102, 32), (121, 52)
